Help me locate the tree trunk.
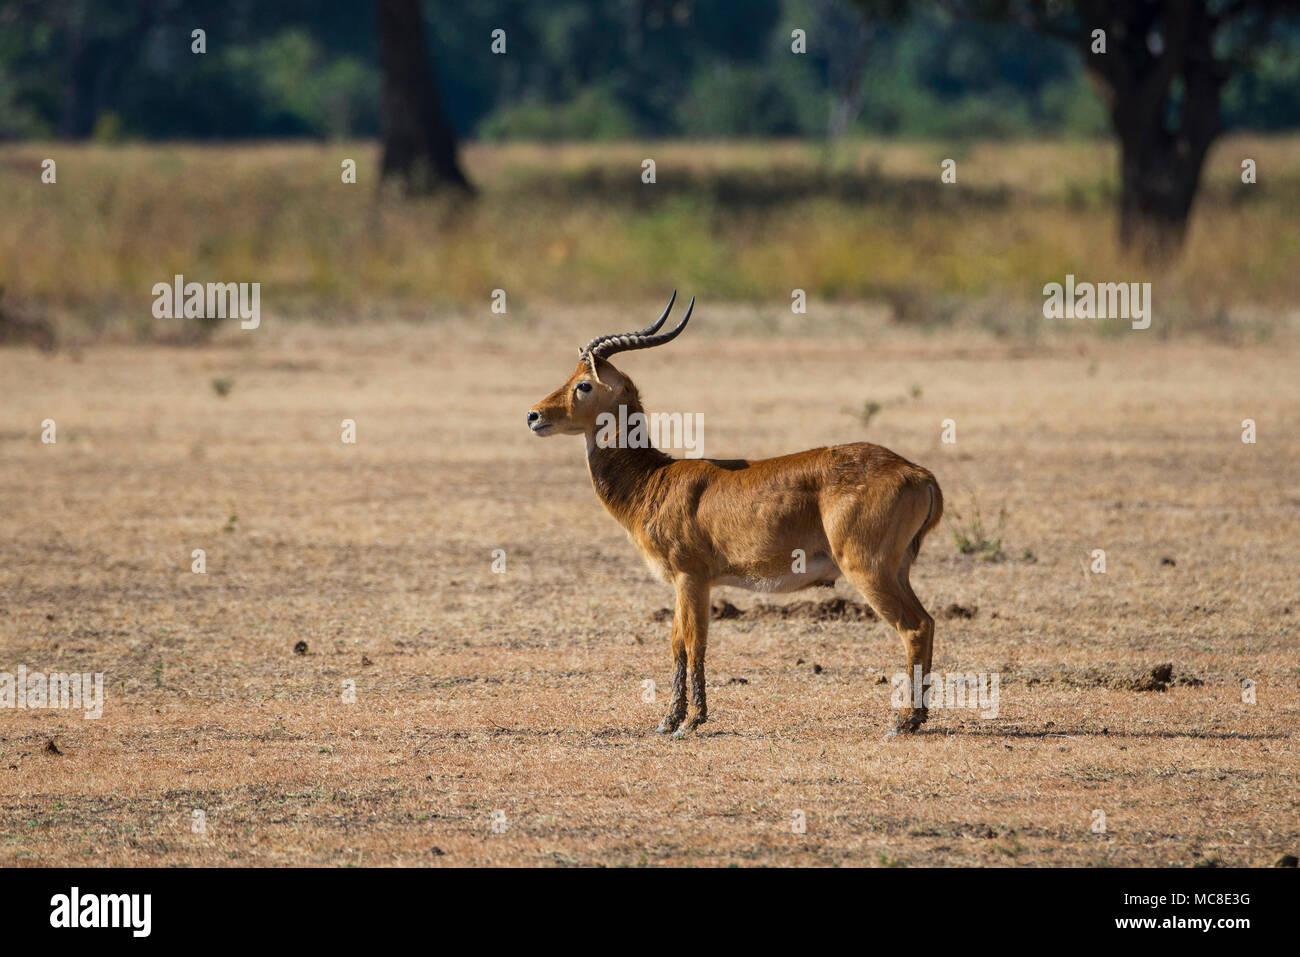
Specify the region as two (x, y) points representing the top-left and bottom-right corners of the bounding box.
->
(375, 0), (473, 195)
(821, 0), (875, 139)
(1086, 0), (1225, 262)
(59, 2), (159, 140)
(1114, 112), (1215, 262)
(59, 2), (94, 139)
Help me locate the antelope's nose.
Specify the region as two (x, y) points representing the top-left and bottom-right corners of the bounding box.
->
(527, 410), (540, 426)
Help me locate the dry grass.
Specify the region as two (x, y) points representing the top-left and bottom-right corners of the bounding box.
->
(2, 311), (1297, 866)
(2, 137), (1299, 334)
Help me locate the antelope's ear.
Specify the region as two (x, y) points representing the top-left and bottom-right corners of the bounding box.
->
(591, 358), (626, 390)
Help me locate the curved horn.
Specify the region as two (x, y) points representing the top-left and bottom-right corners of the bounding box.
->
(579, 294), (695, 364)
(578, 290), (677, 359)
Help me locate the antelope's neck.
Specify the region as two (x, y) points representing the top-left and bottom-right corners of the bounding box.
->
(584, 414), (672, 528)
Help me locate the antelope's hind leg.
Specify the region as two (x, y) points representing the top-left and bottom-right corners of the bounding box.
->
(890, 572), (935, 734)
(839, 557), (935, 736)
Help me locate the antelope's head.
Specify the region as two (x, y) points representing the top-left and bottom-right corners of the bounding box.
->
(527, 291), (694, 437)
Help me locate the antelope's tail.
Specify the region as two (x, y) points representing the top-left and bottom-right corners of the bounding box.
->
(909, 476), (944, 560)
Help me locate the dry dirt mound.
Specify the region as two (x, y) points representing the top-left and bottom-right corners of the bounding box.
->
(0, 288), (56, 352)
(651, 597), (983, 623)
(652, 596), (875, 622)
(747, 597), (877, 621)
(1027, 663), (1204, 692)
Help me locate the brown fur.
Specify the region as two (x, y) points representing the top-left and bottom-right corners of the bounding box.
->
(529, 356), (944, 737)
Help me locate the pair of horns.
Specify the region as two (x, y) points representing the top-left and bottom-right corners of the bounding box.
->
(578, 291), (695, 365)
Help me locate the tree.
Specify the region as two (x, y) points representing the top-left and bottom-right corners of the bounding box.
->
(12, 0), (159, 139)
(980, 0), (1300, 261)
(832, 0), (909, 138)
(375, 0), (472, 194)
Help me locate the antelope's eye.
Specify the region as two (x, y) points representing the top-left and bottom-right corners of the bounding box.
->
(575, 381), (593, 395)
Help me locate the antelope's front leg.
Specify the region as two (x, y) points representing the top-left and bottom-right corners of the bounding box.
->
(655, 619), (688, 734)
(669, 574), (710, 738)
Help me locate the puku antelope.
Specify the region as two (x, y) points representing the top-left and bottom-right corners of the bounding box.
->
(527, 293), (944, 737)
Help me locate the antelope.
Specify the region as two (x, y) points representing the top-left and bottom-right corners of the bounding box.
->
(527, 293), (944, 737)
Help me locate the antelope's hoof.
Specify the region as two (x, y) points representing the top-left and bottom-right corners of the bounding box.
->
(671, 715), (706, 739)
(655, 714), (685, 734)
(892, 709), (928, 736)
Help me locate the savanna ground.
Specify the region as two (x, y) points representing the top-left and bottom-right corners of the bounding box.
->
(1, 139), (1298, 866)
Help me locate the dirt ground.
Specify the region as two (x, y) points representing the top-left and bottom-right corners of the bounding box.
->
(2, 308), (1297, 866)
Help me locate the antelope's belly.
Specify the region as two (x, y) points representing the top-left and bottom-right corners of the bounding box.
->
(715, 552), (842, 593)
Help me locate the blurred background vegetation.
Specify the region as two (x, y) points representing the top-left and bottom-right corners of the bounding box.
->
(5, 0), (1299, 142)
(1, 0), (1298, 343)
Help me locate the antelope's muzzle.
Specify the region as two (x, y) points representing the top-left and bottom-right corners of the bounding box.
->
(526, 410), (553, 435)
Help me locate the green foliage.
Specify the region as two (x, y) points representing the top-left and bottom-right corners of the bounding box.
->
(1223, 41), (1300, 131)
(91, 113), (125, 142)
(1, 0), (1296, 143)
(479, 87), (636, 141)
(678, 61), (823, 137)
(854, 10), (1110, 138)
(859, 400), (883, 428)
(949, 501), (1006, 561)
(222, 31), (378, 140)
(0, 64), (52, 138)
